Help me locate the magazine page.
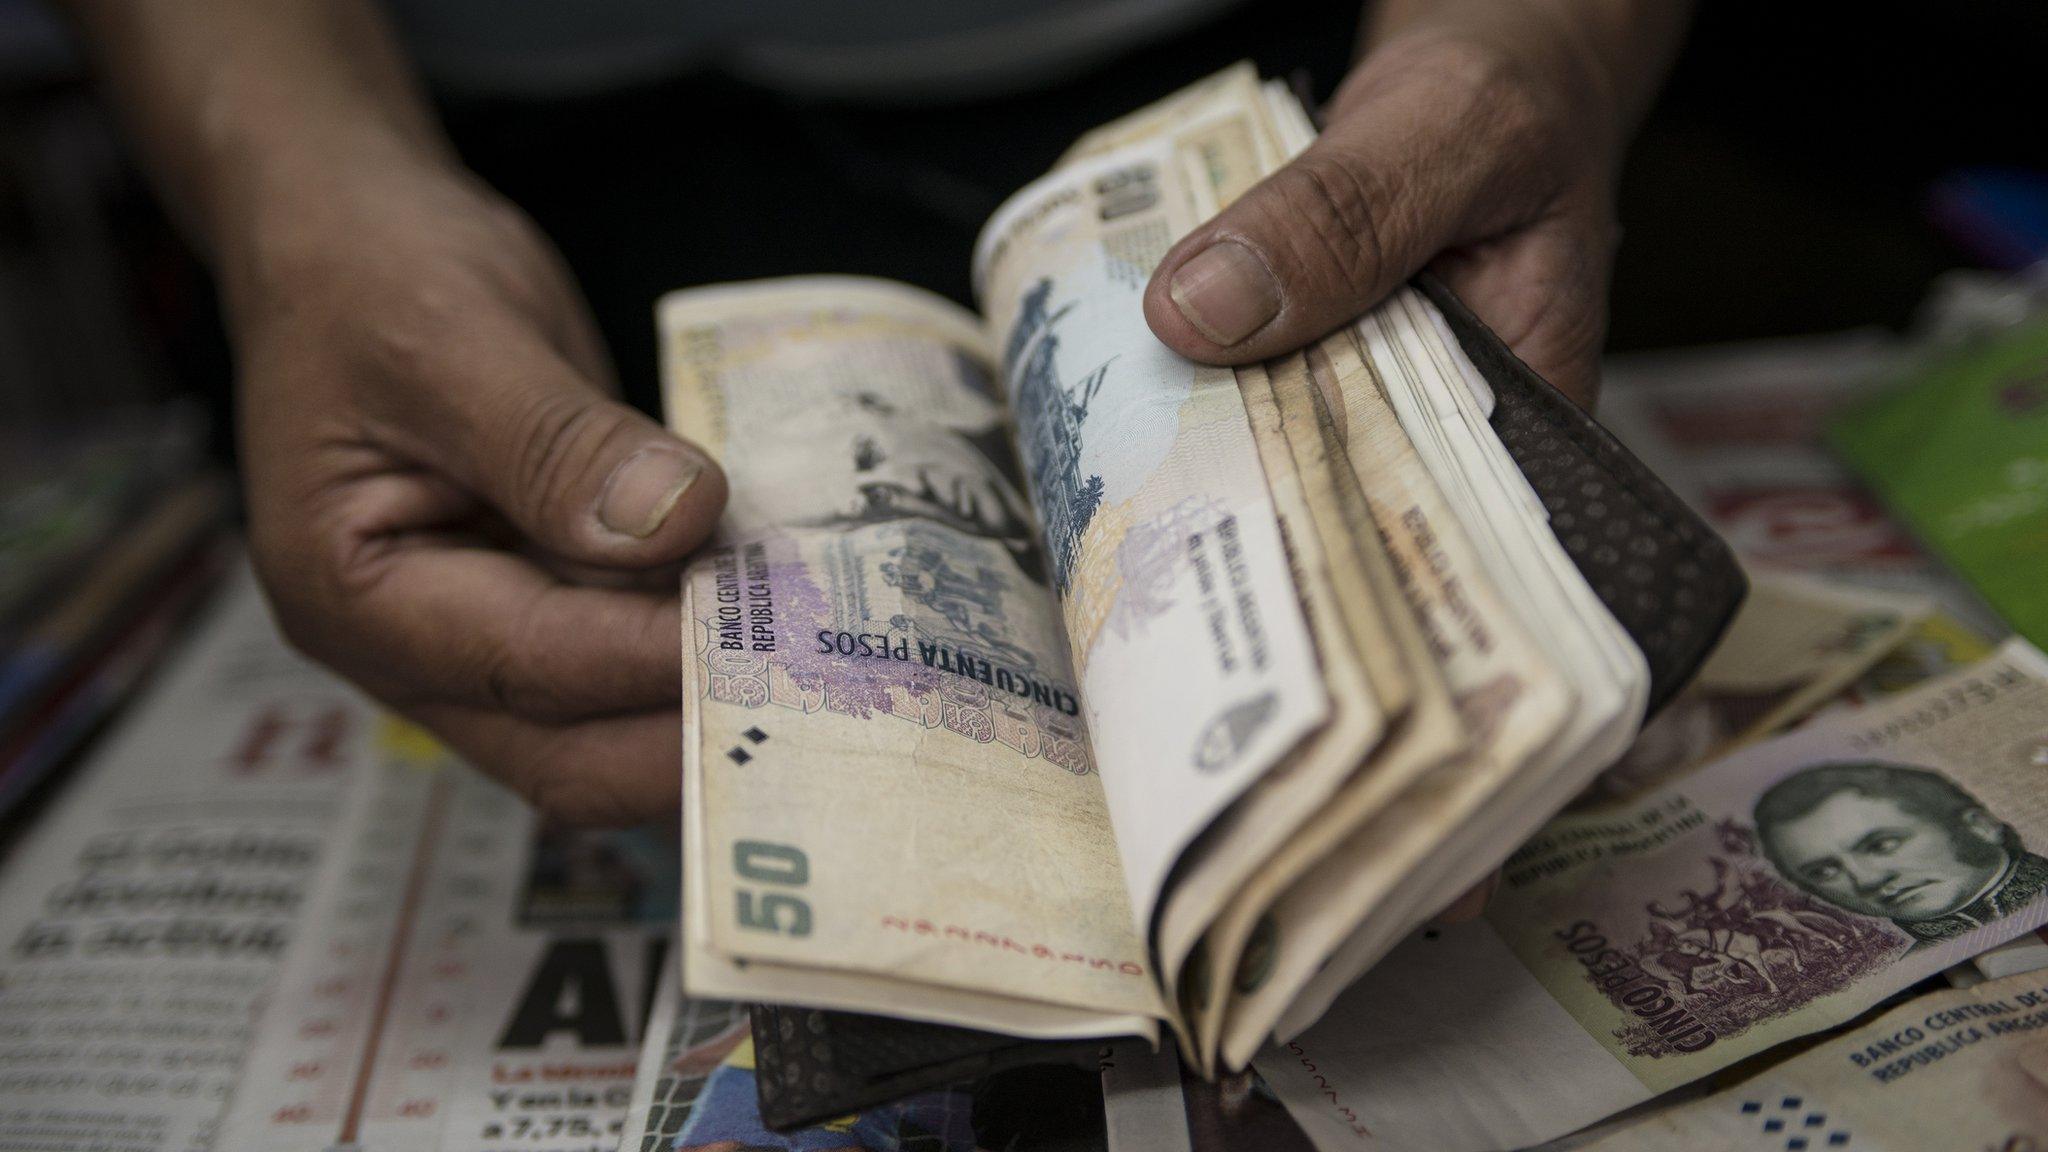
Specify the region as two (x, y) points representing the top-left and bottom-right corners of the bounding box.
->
(663, 279), (1158, 1033)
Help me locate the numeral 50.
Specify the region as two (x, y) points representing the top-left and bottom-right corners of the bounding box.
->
(734, 840), (812, 937)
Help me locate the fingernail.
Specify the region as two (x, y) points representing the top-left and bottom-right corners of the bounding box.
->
(599, 449), (702, 539)
(1169, 240), (1281, 346)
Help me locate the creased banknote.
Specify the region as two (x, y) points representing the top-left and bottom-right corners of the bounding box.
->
(1260, 640), (2048, 1151)
(667, 280), (1161, 1030)
(1078, 95), (1398, 1045)
(1243, 300), (1649, 1031)
(974, 132), (1329, 930)
(1209, 343), (1570, 1070)
(666, 66), (1669, 1057)
(1158, 358), (1398, 1066)
(1579, 968), (2048, 1150)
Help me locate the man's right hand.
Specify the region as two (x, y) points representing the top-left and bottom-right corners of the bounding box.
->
(226, 146), (725, 824)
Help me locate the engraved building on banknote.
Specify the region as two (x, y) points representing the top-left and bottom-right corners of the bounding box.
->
(1005, 277), (1105, 593)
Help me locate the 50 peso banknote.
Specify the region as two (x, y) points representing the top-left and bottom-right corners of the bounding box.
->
(667, 280), (1162, 1035)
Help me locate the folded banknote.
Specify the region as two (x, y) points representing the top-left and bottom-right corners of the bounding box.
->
(665, 64), (1745, 1088)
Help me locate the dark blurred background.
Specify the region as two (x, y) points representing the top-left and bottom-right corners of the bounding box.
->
(2, 0), (2043, 442)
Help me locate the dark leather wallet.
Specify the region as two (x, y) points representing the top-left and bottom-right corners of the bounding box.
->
(1415, 274), (1745, 714)
(747, 279), (1747, 1131)
(749, 1004), (1104, 1129)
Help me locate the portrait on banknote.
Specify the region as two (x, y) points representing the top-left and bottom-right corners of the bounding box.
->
(1756, 762), (2048, 946)
(1456, 642), (2048, 1117)
(1550, 825), (1903, 1062)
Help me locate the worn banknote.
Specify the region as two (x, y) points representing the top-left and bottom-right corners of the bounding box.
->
(1579, 968), (2048, 1150)
(1079, 80), (1422, 1058)
(1257, 300), (1651, 1041)
(665, 279), (1162, 1031)
(1210, 342), (1572, 1070)
(1260, 640), (2048, 1151)
(974, 130), (1328, 929)
(1155, 357), (1402, 1065)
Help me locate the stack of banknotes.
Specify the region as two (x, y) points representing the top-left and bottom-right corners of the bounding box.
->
(666, 66), (1709, 1074)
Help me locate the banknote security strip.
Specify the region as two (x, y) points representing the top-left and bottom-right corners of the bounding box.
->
(659, 63), (1746, 1124)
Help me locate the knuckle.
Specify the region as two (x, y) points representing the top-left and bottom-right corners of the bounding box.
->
(509, 392), (626, 529)
(1421, 36), (1524, 103)
(1428, 36), (1586, 168)
(1522, 292), (1602, 364)
(1551, 296), (1607, 363)
(481, 650), (539, 718)
(1365, 33), (1585, 204)
(475, 195), (554, 259)
(248, 524), (378, 691)
(480, 653), (576, 723)
(1402, 34), (1535, 119)
(1536, 253), (1612, 364)
(1500, 280), (1606, 403)
(246, 489), (435, 705)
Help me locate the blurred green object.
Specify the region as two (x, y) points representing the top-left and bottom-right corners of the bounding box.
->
(1830, 320), (2048, 648)
(0, 408), (202, 635)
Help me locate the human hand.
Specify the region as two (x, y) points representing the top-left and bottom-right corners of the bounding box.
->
(1145, 3), (1691, 920)
(224, 148), (725, 823)
(1144, 1), (1684, 405)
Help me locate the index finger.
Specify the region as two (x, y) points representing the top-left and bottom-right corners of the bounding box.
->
(328, 538), (681, 723)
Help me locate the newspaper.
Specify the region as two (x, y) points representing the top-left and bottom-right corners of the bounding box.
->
(0, 565), (379, 1151)
(213, 741), (675, 1152)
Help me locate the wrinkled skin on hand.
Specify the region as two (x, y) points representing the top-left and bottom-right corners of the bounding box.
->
(1146, 22), (1630, 407)
(228, 153), (726, 824)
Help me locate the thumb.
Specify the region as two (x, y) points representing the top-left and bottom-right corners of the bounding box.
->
(417, 334), (727, 568)
(1143, 54), (1543, 365)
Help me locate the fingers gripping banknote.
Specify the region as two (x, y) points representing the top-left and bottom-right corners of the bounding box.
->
(668, 280), (1164, 1033)
(666, 92), (1341, 1042)
(973, 135), (1330, 930)
(665, 66), (1683, 1065)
